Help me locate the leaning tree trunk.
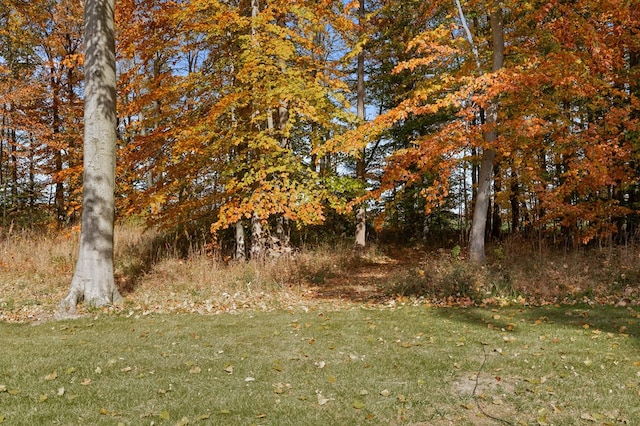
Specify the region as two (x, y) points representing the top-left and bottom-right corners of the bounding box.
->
(58, 0), (122, 314)
(468, 1), (504, 263)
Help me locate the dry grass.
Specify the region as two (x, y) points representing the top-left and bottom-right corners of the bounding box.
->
(1, 225), (639, 322)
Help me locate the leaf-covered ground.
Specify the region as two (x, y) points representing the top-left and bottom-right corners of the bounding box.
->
(1, 305), (640, 425)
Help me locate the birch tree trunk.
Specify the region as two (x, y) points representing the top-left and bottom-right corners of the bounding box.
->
(468, 1), (504, 263)
(58, 0), (122, 314)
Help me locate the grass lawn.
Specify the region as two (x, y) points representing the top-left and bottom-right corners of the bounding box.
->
(1, 304), (640, 425)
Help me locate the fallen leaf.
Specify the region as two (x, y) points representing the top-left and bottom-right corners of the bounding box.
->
(0, 385), (5, 393)
(245, 377), (256, 382)
(189, 366), (201, 374)
(380, 389), (390, 397)
(44, 371), (58, 381)
(39, 394), (48, 403)
(353, 400), (365, 409)
(317, 393), (334, 406)
(159, 410), (170, 420)
(80, 378), (91, 386)
(121, 366), (132, 373)
(224, 365), (233, 374)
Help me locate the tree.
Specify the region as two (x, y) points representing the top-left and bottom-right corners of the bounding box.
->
(354, 0), (366, 249)
(468, 0), (504, 263)
(58, 0), (122, 314)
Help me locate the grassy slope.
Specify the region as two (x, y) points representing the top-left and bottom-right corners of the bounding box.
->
(1, 305), (640, 425)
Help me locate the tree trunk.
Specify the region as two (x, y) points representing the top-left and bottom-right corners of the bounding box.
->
(510, 168), (520, 233)
(58, 0), (122, 315)
(235, 220), (246, 261)
(354, 0), (367, 250)
(51, 74), (66, 224)
(250, 212), (263, 260)
(468, 1), (504, 263)
(491, 163), (502, 240)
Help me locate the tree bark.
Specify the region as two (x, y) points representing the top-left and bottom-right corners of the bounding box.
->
(250, 212), (263, 261)
(354, 0), (367, 250)
(58, 0), (122, 315)
(468, 1), (504, 263)
(235, 220), (246, 261)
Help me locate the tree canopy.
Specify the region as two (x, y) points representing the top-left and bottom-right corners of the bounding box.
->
(1, 0), (638, 258)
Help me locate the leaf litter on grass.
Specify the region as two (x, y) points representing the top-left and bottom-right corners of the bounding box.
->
(2, 306), (640, 424)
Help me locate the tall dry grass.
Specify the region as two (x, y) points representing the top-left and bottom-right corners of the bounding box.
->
(1, 224), (639, 322)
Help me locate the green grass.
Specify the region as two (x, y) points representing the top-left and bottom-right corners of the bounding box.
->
(1, 304), (640, 425)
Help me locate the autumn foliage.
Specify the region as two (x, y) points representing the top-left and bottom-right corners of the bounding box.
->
(1, 0), (639, 256)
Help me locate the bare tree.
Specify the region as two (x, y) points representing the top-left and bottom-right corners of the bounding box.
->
(58, 0), (122, 314)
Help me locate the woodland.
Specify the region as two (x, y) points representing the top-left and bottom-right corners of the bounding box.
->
(0, 0), (639, 309)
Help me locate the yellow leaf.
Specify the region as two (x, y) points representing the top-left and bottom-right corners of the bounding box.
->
(39, 394), (48, 403)
(44, 371), (58, 381)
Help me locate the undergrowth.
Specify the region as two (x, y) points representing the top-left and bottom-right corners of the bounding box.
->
(0, 225), (639, 322)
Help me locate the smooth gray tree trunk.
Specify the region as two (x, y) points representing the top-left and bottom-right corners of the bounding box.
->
(235, 221), (246, 261)
(250, 212), (264, 260)
(354, 0), (367, 250)
(468, 1), (504, 263)
(58, 0), (122, 315)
